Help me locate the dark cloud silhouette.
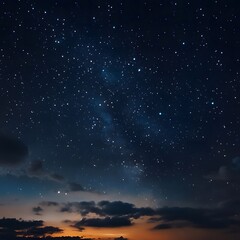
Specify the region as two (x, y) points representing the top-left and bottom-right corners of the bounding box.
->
(60, 201), (102, 215)
(0, 135), (28, 166)
(61, 200), (155, 218)
(56, 200), (240, 231)
(157, 207), (205, 222)
(0, 237), (83, 240)
(219, 198), (240, 212)
(28, 161), (44, 176)
(148, 217), (162, 223)
(153, 223), (172, 230)
(0, 218), (63, 238)
(205, 156), (240, 181)
(27, 161), (95, 195)
(97, 200), (155, 218)
(40, 201), (59, 207)
(27, 160), (65, 183)
(32, 206), (43, 215)
(0, 218), (43, 230)
(205, 166), (236, 181)
(74, 201), (102, 216)
(60, 206), (73, 213)
(49, 173), (65, 182)
(62, 219), (85, 231)
(97, 201), (135, 216)
(66, 182), (99, 194)
(68, 182), (85, 192)
(73, 216), (132, 228)
(153, 205), (240, 230)
(24, 226), (63, 237)
(114, 237), (128, 240)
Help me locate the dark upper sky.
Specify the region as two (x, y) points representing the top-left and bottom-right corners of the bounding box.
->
(0, 1), (240, 239)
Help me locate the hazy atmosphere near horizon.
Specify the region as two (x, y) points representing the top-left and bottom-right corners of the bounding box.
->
(0, 1), (240, 240)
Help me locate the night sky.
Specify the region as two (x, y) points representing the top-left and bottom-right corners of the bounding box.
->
(0, 1), (240, 240)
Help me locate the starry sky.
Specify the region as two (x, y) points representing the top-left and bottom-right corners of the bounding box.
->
(0, 1), (240, 240)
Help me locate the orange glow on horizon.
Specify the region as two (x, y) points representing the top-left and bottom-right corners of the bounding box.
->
(48, 218), (239, 240)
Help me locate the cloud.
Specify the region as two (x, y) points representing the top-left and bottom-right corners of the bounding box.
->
(97, 201), (135, 216)
(19, 195), (240, 234)
(114, 237), (128, 240)
(0, 218), (43, 230)
(27, 160), (65, 183)
(32, 206), (43, 215)
(60, 201), (102, 215)
(57, 200), (240, 232)
(153, 204), (240, 230)
(61, 205), (73, 213)
(97, 200), (155, 219)
(63, 220), (85, 232)
(49, 173), (65, 182)
(27, 161), (94, 194)
(205, 166), (236, 181)
(153, 223), (172, 230)
(0, 135), (28, 166)
(24, 226), (63, 237)
(73, 216), (132, 228)
(0, 136), (91, 196)
(205, 156), (240, 181)
(66, 181), (99, 194)
(28, 160), (44, 176)
(0, 218), (63, 238)
(219, 198), (240, 211)
(60, 200), (155, 219)
(40, 201), (59, 207)
(74, 201), (102, 216)
(68, 182), (85, 192)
